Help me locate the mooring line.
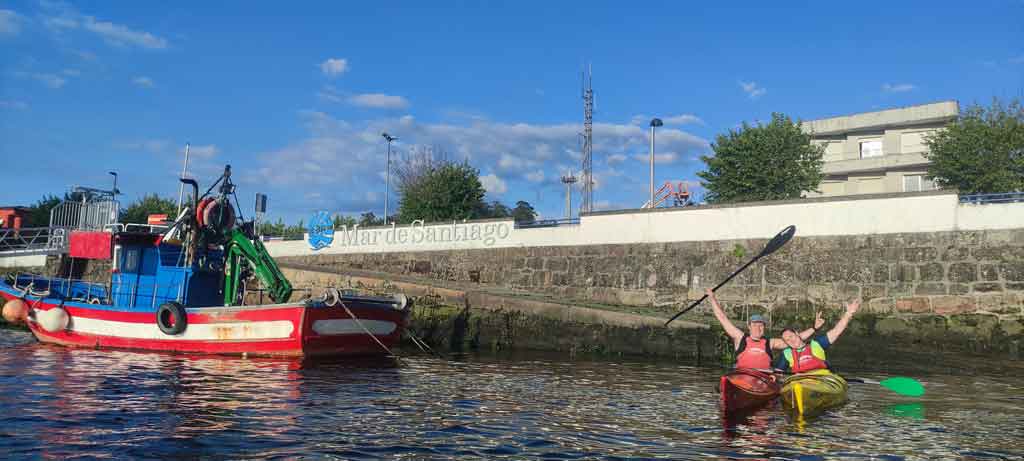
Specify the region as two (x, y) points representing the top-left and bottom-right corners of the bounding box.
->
(338, 301), (397, 358)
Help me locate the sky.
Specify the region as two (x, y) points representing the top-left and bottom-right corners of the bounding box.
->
(1, 1), (1022, 224)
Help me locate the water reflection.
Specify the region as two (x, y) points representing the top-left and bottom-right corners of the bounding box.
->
(1, 330), (1023, 460)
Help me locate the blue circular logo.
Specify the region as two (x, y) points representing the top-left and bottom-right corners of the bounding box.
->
(307, 211), (334, 250)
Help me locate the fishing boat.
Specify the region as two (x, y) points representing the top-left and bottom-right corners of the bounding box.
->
(719, 368), (780, 415)
(0, 165), (411, 357)
(779, 369), (848, 417)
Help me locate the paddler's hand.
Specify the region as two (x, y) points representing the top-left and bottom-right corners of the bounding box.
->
(845, 299), (861, 315)
(813, 311), (825, 330)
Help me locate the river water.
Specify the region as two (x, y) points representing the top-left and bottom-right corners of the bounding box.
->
(1, 329), (1022, 460)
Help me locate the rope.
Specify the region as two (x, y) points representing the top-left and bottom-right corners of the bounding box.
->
(337, 300), (397, 358)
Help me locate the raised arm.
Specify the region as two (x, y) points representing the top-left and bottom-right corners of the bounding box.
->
(800, 311), (825, 341)
(770, 311), (825, 349)
(826, 299), (861, 344)
(706, 288), (744, 346)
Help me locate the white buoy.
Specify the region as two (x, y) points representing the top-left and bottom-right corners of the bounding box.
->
(36, 307), (69, 333)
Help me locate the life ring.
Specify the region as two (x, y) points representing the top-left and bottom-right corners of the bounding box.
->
(195, 197), (216, 227)
(156, 302), (188, 335)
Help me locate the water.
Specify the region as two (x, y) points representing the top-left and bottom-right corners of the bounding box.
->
(2, 329), (1022, 460)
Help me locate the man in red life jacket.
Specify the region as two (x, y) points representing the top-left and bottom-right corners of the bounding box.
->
(706, 288), (823, 371)
(775, 298), (861, 374)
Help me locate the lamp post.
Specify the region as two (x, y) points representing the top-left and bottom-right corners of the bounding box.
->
(108, 171), (119, 197)
(176, 143), (191, 214)
(649, 118), (663, 208)
(382, 133), (397, 223)
(560, 174), (577, 219)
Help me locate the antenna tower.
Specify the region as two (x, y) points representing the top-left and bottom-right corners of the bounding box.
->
(580, 64), (594, 214)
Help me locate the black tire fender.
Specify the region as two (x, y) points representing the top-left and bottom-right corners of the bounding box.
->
(157, 302), (188, 335)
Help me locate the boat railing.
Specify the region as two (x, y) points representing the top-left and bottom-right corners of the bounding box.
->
(105, 223), (170, 234)
(9, 273), (187, 308)
(49, 199), (120, 231)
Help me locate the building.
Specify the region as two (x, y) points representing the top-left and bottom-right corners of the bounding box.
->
(803, 101), (959, 197)
(0, 206), (30, 229)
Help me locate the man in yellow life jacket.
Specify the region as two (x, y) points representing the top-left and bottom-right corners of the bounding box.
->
(706, 288), (824, 371)
(775, 298), (861, 374)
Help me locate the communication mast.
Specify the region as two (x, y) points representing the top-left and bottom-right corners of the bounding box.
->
(580, 64), (594, 214)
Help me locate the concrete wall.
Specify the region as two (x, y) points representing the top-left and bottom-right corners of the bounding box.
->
(266, 192), (1024, 257)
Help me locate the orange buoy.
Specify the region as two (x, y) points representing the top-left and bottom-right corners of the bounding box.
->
(2, 298), (29, 325)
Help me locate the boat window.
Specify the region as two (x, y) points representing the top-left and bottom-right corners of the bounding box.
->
(124, 248), (139, 273)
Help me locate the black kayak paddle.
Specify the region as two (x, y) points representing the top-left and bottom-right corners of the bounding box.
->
(665, 225), (796, 327)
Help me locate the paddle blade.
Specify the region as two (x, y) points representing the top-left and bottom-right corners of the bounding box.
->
(879, 377), (925, 397)
(760, 225), (796, 257)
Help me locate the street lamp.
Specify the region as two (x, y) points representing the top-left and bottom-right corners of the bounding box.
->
(382, 133), (397, 223)
(108, 171), (119, 196)
(649, 118), (663, 208)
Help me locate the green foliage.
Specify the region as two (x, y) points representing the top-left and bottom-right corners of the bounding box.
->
(483, 200), (511, 218)
(122, 194), (178, 224)
(924, 98), (1024, 194)
(333, 214), (357, 228)
(26, 194), (62, 227)
(698, 113), (825, 203)
(359, 212), (384, 227)
(511, 201), (537, 224)
(731, 244), (746, 259)
(397, 161), (488, 223)
(257, 218), (306, 240)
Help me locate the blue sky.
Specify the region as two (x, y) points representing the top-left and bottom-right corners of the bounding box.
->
(1, 1), (1022, 223)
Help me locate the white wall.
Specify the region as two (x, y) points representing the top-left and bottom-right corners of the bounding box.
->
(266, 192), (1024, 257)
(0, 254), (47, 268)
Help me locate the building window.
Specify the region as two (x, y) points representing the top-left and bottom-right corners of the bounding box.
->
(903, 174), (935, 192)
(124, 248), (139, 273)
(860, 140), (883, 158)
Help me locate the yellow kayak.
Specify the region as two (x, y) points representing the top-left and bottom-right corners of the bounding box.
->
(780, 369), (848, 417)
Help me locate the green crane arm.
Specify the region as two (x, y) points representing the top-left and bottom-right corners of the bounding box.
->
(223, 229), (293, 305)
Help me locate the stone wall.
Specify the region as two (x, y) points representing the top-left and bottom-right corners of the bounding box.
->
(279, 229), (1024, 357)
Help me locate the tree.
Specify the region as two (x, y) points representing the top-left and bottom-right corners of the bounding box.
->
(698, 113), (825, 203)
(359, 212), (383, 227)
(26, 194), (62, 227)
(924, 98), (1024, 194)
(122, 194), (178, 224)
(511, 201), (537, 225)
(397, 160), (488, 223)
(333, 214), (357, 228)
(483, 201), (511, 218)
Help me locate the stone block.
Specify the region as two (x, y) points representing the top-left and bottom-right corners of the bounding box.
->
(834, 282), (861, 300)
(918, 263), (945, 282)
(974, 294), (1021, 314)
(893, 265), (917, 283)
(866, 297), (894, 314)
(862, 284), (888, 301)
(526, 257), (544, 271)
(941, 246), (971, 261)
(1007, 282), (1024, 291)
(949, 283), (971, 295)
(871, 264), (890, 283)
(931, 296), (976, 315)
(980, 264), (1000, 281)
(1001, 318), (1023, 337)
(544, 257), (568, 272)
(894, 297), (931, 313)
(948, 313), (1000, 341)
(888, 282), (914, 296)
(1000, 262), (1024, 282)
(915, 283), (947, 296)
(875, 317), (910, 336)
(903, 247), (938, 263)
(972, 282), (1003, 293)
(948, 263), (978, 283)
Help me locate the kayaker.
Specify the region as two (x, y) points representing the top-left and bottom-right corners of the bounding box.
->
(706, 288), (823, 371)
(774, 298), (861, 373)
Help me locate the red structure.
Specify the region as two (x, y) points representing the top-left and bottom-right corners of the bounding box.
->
(0, 206), (30, 229)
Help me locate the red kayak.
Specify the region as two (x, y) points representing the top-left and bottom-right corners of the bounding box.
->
(719, 368), (780, 414)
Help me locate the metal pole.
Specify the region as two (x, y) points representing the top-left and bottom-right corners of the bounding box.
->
(649, 125), (655, 208)
(176, 143), (191, 214)
(566, 182), (571, 219)
(385, 139), (391, 222)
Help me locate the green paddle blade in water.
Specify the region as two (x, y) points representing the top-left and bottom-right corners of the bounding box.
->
(879, 377), (925, 397)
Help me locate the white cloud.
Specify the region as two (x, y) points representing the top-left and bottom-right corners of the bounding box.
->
(632, 113), (703, 126)
(131, 76), (154, 88)
(0, 100), (29, 110)
(606, 153), (627, 165)
(62, 68), (81, 76)
(321, 58), (349, 77)
(189, 144), (219, 158)
(479, 174), (508, 195)
(882, 83), (916, 93)
(40, 4), (167, 49)
(525, 170), (545, 183)
(739, 81), (766, 99)
(19, 72), (67, 89)
(348, 93), (410, 109)
(0, 9), (24, 36)
(247, 112), (709, 216)
(632, 152), (679, 164)
(76, 50), (97, 61)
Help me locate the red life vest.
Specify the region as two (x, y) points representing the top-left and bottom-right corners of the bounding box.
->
(735, 334), (772, 370)
(786, 341), (829, 373)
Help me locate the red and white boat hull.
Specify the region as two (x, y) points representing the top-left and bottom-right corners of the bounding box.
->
(2, 291), (408, 357)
